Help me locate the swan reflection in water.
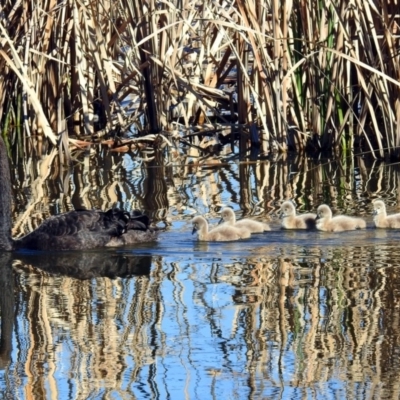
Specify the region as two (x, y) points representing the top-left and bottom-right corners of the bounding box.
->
(0, 251), (152, 372)
(0, 254), (14, 370)
(14, 251), (153, 280)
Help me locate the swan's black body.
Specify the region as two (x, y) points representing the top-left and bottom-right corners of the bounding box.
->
(0, 135), (157, 251)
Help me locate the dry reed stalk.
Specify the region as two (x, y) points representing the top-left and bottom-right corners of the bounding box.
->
(0, 0), (399, 159)
(12, 148), (58, 237)
(0, 44), (57, 143)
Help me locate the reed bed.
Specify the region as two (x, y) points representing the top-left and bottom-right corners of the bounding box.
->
(0, 0), (399, 157)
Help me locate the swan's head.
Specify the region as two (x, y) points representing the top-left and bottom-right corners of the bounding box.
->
(372, 199), (386, 215)
(316, 204), (332, 220)
(219, 208), (235, 224)
(280, 201), (296, 219)
(192, 216), (206, 234)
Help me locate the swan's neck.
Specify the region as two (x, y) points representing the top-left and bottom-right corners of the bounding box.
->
(198, 221), (209, 239)
(374, 212), (386, 222)
(0, 136), (14, 251)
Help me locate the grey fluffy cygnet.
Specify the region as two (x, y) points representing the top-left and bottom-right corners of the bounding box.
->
(279, 201), (316, 229)
(192, 216), (251, 241)
(373, 199), (400, 228)
(316, 204), (366, 232)
(219, 208), (270, 233)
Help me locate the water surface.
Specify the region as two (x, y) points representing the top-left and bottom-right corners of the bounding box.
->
(1, 150), (400, 399)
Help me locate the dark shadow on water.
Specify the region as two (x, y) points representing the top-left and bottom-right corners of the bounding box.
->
(0, 254), (14, 370)
(13, 251), (152, 280)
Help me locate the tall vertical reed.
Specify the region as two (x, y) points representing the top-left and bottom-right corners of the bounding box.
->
(0, 0), (399, 157)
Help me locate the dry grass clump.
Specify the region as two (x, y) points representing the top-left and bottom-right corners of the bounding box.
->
(0, 0), (399, 158)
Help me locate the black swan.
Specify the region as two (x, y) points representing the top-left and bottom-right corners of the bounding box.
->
(0, 135), (157, 251)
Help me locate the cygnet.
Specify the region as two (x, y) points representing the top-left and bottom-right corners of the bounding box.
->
(192, 216), (251, 241)
(316, 204), (366, 232)
(279, 201), (316, 229)
(372, 199), (400, 228)
(219, 208), (270, 233)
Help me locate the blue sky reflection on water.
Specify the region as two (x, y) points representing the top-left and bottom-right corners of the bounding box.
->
(2, 224), (400, 399)
(3, 151), (400, 399)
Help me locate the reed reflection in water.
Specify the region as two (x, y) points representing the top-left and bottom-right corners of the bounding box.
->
(1, 235), (400, 399)
(2, 147), (400, 398)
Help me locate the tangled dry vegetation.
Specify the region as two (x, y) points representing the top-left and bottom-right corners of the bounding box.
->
(0, 0), (399, 158)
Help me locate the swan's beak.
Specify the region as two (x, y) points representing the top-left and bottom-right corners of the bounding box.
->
(315, 214), (320, 220)
(218, 217), (224, 225)
(192, 226), (198, 235)
(373, 209), (377, 215)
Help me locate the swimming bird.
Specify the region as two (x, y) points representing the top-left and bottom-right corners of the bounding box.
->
(279, 201), (316, 229)
(372, 199), (400, 228)
(316, 204), (366, 232)
(219, 208), (270, 233)
(192, 215), (251, 241)
(0, 135), (157, 251)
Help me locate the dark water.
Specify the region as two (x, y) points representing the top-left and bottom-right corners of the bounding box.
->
(1, 150), (400, 399)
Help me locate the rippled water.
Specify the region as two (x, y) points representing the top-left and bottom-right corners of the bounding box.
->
(2, 150), (400, 399)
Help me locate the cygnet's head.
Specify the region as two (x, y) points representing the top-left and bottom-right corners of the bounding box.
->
(220, 208), (235, 223)
(192, 216), (206, 234)
(280, 201), (296, 218)
(316, 204), (332, 220)
(372, 200), (386, 215)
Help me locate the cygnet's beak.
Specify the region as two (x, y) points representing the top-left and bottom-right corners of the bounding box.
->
(192, 225), (198, 235)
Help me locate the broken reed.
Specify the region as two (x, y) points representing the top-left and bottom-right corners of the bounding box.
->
(0, 0), (399, 158)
